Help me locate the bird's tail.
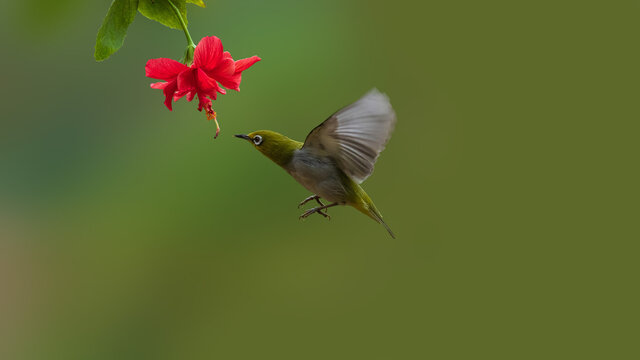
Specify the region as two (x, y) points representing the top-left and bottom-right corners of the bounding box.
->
(359, 201), (395, 239)
(371, 209), (396, 239)
(350, 182), (395, 238)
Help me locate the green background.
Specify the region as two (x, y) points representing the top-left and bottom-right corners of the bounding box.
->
(1, 1), (638, 359)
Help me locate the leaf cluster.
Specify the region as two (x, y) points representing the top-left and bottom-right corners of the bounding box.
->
(95, 0), (205, 61)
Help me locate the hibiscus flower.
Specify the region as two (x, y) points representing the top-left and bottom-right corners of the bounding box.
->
(145, 36), (261, 137)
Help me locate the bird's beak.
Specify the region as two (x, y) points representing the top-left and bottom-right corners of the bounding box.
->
(234, 134), (251, 141)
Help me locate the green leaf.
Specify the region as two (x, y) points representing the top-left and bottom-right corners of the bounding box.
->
(187, 0), (205, 7)
(138, 0), (187, 30)
(94, 0), (139, 61)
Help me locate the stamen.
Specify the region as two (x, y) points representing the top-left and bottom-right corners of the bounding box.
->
(205, 109), (220, 139)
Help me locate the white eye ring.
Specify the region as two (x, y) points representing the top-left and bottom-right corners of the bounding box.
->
(253, 135), (263, 145)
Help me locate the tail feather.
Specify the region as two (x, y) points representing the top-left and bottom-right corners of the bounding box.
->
(369, 208), (396, 239)
(349, 180), (395, 238)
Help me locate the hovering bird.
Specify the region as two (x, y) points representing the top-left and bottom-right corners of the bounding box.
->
(235, 89), (396, 238)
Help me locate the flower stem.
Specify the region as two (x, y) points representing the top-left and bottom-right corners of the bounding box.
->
(167, 0), (195, 48)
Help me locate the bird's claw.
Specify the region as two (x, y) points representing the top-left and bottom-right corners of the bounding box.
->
(298, 195), (318, 209)
(299, 207), (331, 220)
(298, 195), (332, 219)
(298, 195), (326, 209)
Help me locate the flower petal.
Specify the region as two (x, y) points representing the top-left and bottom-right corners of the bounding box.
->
(162, 80), (178, 111)
(215, 73), (242, 92)
(234, 56), (261, 73)
(177, 68), (196, 92)
(197, 93), (213, 112)
(150, 82), (168, 89)
(194, 36), (223, 71)
(196, 68), (220, 91)
(201, 87), (219, 101)
(146, 58), (189, 81)
(173, 89), (191, 101)
(212, 51), (236, 78)
(213, 56), (260, 91)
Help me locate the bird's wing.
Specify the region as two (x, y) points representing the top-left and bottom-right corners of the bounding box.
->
(302, 89), (396, 184)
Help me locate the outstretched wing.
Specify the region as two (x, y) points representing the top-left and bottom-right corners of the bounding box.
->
(302, 89), (396, 184)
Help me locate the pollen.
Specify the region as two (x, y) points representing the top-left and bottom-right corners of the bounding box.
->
(206, 109), (217, 121)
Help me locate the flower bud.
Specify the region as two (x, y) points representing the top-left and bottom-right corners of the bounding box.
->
(181, 44), (196, 66)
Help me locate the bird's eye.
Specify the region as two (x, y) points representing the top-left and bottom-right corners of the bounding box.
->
(253, 135), (263, 145)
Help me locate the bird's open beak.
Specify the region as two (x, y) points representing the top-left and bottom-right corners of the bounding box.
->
(234, 134), (251, 141)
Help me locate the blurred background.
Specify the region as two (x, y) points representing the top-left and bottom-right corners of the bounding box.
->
(0, 0), (638, 359)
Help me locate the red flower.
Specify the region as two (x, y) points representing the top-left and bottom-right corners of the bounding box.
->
(145, 36), (261, 136)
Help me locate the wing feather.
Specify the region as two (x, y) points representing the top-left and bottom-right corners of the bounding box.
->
(303, 89), (396, 183)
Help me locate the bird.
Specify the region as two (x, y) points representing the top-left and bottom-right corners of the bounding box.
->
(235, 89), (397, 238)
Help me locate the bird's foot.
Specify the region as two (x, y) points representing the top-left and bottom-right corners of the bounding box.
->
(299, 207), (331, 220)
(298, 195), (325, 209)
(298, 202), (339, 220)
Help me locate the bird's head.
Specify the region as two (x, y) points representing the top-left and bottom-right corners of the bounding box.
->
(235, 130), (302, 167)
